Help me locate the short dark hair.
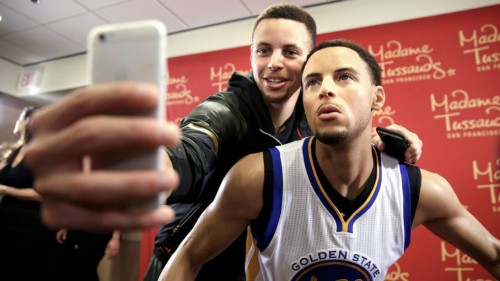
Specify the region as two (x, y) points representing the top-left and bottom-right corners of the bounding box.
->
(253, 4), (317, 48)
(302, 39), (382, 86)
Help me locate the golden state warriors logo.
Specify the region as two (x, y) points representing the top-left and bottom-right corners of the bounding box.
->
(290, 250), (382, 281)
(291, 260), (372, 281)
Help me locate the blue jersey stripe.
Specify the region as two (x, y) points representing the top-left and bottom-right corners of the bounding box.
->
(399, 164), (412, 250)
(258, 147), (284, 250)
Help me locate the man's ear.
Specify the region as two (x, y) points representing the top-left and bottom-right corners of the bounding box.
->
(371, 85), (385, 111)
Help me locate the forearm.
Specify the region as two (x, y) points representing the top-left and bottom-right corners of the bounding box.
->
(0, 184), (42, 201)
(167, 95), (246, 203)
(159, 209), (244, 281)
(417, 170), (499, 278)
(166, 127), (218, 203)
(457, 222), (500, 278)
(462, 230), (500, 278)
(159, 247), (201, 281)
(159, 213), (218, 280)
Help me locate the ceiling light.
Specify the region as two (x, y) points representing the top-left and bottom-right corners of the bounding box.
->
(31, 0), (41, 3)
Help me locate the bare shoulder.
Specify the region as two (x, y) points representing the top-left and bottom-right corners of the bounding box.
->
(233, 152), (265, 169)
(420, 169), (454, 198)
(214, 152), (265, 220)
(413, 169), (464, 227)
(225, 152), (265, 193)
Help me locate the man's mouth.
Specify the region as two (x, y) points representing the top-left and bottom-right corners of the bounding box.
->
(317, 104), (340, 120)
(264, 76), (287, 89)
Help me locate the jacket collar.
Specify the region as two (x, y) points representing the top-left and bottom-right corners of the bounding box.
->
(227, 72), (311, 141)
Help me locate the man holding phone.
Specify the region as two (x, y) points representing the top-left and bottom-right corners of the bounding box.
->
(24, 3), (422, 280)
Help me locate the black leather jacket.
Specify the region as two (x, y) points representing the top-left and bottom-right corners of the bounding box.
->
(153, 72), (311, 279)
(168, 72), (310, 203)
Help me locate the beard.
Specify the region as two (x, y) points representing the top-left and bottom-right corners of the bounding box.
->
(315, 129), (349, 145)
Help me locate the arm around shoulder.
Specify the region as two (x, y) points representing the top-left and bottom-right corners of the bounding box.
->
(413, 169), (500, 278)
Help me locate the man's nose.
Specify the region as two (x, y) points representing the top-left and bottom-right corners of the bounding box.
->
(267, 52), (284, 70)
(319, 78), (336, 99)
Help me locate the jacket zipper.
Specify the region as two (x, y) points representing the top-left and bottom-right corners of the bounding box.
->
(258, 129), (282, 146)
(171, 201), (205, 234)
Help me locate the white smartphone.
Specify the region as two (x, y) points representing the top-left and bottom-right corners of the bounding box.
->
(87, 20), (168, 209)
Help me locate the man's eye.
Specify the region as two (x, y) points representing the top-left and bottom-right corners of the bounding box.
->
(256, 48), (270, 55)
(339, 74), (353, 81)
(305, 80), (320, 88)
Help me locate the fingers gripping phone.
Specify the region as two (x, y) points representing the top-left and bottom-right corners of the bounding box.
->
(87, 20), (167, 209)
(375, 127), (409, 162)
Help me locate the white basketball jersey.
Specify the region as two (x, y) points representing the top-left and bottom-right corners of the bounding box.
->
(246, 137), (412, 281)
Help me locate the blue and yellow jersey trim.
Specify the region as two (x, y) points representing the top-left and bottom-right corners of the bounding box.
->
(302, 137), (382, 233)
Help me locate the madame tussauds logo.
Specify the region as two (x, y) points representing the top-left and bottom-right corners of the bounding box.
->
(459, 24), (500, 72)
(473, 158), (500, 212)
(369, 40), (450, 84)
(440, 241), (494, 281)
(210, 63), (251, 92)
(167, 76), (198, 105)
(373, 106), (396, 127)
(430, 89), (500, 139)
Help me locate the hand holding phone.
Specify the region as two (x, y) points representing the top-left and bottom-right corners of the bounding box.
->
(375, 127), (409, 162)
(87, 20), (168, 209)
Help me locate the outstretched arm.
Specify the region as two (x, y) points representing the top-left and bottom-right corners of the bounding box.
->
(159, 152), (265, 281)
(164, 125), (219, 203)
(166, 92), (247, 204)
(413, 170), (500, 278)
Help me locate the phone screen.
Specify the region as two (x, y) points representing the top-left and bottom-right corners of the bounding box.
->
(87, 20), (168, 209)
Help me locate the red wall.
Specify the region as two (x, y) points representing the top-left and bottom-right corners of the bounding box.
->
(141, 5), (500, 280)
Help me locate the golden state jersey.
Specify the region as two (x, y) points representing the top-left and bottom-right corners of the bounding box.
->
(246, 137), (412, 281)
